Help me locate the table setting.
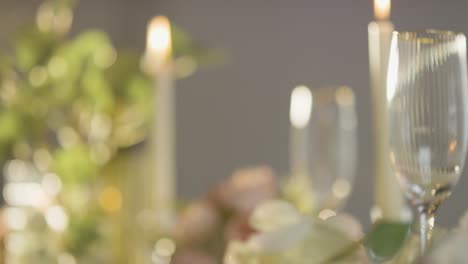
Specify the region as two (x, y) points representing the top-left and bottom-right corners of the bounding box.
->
(0, 0), (468, 263)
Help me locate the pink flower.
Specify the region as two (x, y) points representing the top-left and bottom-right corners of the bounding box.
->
(211, 166), (277, 213)
(175, 199), (220, 244)
(224, 215), (256, 242)
(171, 250), (217, 264)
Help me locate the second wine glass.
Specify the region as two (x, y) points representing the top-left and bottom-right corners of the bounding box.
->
(287, 86), (358, 217)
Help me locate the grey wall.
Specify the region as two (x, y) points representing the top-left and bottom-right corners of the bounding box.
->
(2, 0), (468, 227)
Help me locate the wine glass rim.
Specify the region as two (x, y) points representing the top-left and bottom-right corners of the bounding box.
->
(311, 86), (355, 107)
(394, 29), (465, 42)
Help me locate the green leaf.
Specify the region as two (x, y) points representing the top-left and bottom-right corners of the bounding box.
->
(52, 145), (98, 183)
(65, 211), (100, 256)
(71, 30), (112, 58)
(0, 110), (21, 144)
(82, 67), (115, 112)
(364, 221), (410, 260)
(126, 75), (151, 107)
(105, 52), (145, 96)
(14, 26), (55, 71)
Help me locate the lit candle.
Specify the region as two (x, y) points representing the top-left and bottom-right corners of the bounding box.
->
(145, 16), (176, 227)
(368, 0), (406, 221)
(290, 85), (312, 175)
(146, 16), (172, 72)
(288, 85), (315, 212)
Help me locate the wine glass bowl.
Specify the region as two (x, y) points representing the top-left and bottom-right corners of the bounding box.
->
(309, 86), (358, 212)
(284, 86), (357, 218)
(387, 30), (468, 253)
(285, 86), (357, 217)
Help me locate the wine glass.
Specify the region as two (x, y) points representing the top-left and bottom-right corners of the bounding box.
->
(387, 30), (468, 254)
(286, 86), (358, 217)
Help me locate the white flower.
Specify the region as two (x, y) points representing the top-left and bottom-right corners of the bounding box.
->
(224, 240), (259, 264)
(224, 200), (367, 264)
(325, 213), (363, 241)
(247, 219), (310, 252)
(249, 199), (303, 232)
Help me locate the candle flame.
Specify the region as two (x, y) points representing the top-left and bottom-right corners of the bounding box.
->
(290, 86), (312, 129)
(374, 0), (391, 20)
(147, 16), (172, 59)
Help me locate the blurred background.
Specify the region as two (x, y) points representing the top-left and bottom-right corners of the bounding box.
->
(1, 0), (467, 230)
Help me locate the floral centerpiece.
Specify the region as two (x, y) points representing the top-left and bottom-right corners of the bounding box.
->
(170, 165), (468, 264)
(0, 0), (216, 262)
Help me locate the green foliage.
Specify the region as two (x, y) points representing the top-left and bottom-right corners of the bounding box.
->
(65, 212), (101, 256)
(14, 26), (56, 71)
(0, 110), (21, 145)
(52, 145), (98, 183)
(0, 0), (216, 260)
(364, 221), (411, 260)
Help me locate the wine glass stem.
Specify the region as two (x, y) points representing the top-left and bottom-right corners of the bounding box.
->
(418, 206), (435, 255)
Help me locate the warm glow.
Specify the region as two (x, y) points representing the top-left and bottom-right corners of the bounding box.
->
(457, 34), (467, 59)
(335, 86), (355, 107)
(4, 208), (27, 230)
(374, 0), (391, 20)
(318, 209), (337, 220)
(332, 179), (351, 199)
(45, 206), (69, 231)
(42, 173), (62, 196)
(290, 86), (313, 129)
(4, 183), (49, 209)
(154, 238), (176, 257)
(99, 186), (122, 213)
(449, 140), (457, 153)
(147, 16), (172, 60)
(151, 237), (176, 264)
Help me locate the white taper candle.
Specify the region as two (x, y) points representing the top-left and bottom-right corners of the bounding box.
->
(368, 0), (407, 221)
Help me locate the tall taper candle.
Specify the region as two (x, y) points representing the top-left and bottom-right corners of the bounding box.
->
(145, 16), (175, 227)
(290, 86), (313, 176)
(368, 0), (406, 221)
(289, 85), (315, 212)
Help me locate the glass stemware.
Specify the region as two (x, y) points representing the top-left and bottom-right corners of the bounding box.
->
(387, 30), (468, 254)
(286, 86), (358, 217)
